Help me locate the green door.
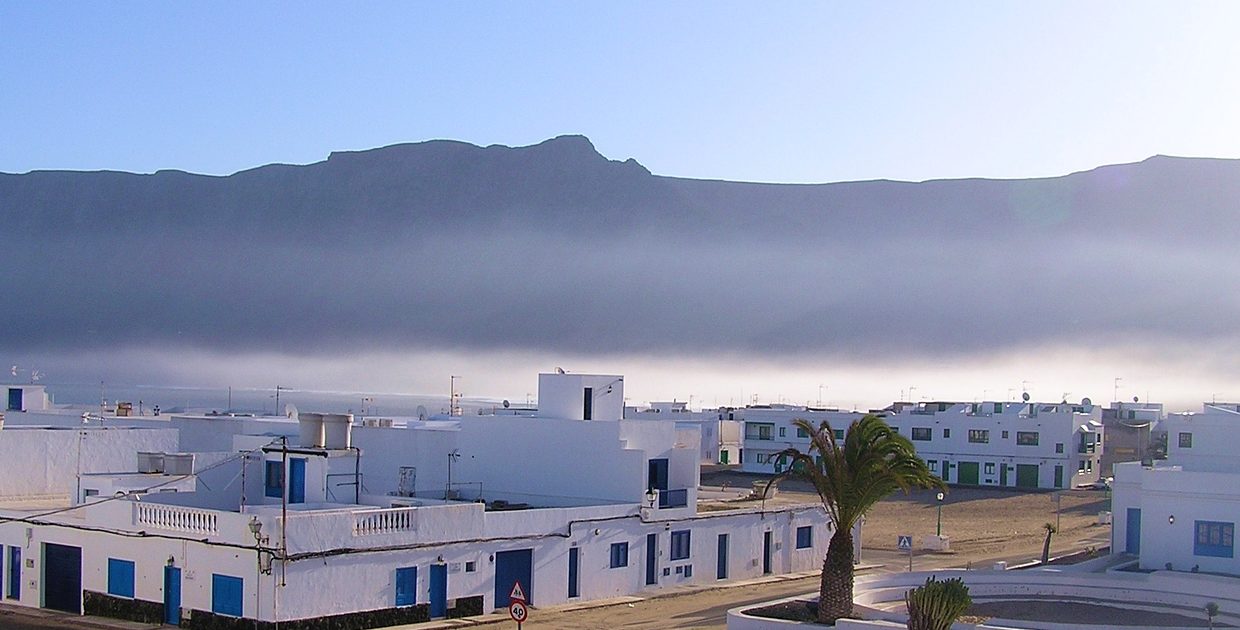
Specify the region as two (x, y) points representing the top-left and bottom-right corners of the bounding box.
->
(1053, 465), (1063, 488)
(957, 461), (980, 485)
(999, 463), (1008, 486)
(1016, 464), (1039, 488)
(720, 451), (729, 464)
(942, 460), (950, 483)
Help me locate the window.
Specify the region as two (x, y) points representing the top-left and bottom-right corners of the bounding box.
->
(983, 463), (995, 475)
(796, 526), (813, 549)
(968, 429), (989, 444)
(465, 561), (476, 573)
(943, 428), (950, 438)
(684, 564), (693, 578)
(107, 558), (135, 598)
(911, 427), (932, 441)
(211, 574), (243, 617)
(778, 427), (786, 438)
(833, 429), (844, 440)
(1086, 460), (1093, 472)
(928, 460), (938, 472)
(670, 530), (691, 561)
(1194, 521), (1234, 558)
(1078, 460), (1087, 472)
(747, 423), (774, 441)
(395, 566), (417, 606)
(1179, 432), (1193, 448)
(993, 403), (1003, 413)
(264, 461), (283, 498)
(1016, 431), (1039, 446)
(796, 427), (808, 438)
(610, 542), (629, 568)
(1055, 443), (1064, 454)
(1001, 430), (1009, 439)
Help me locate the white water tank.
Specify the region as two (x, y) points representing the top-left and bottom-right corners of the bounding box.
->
(137, 452), (165, 473)
(322, 413), (353, 449)
(298, 412), (326, 447)
(164, 453), (196, 475)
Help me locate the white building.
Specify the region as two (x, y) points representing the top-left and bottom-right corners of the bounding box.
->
(1112, 403), (1240, 575)
(0, 372), (834, 626)
(624, 401), (743, 465)
(739, 400), (1103, 490)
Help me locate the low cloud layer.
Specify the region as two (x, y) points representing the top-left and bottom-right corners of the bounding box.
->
(3, 137), (1240, 399)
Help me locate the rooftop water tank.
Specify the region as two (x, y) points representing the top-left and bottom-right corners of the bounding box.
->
(298, 412), (326, 447)
(322, 413), (353, 449)
(137, 452), (165, 473)
(164, 453), (195, 475)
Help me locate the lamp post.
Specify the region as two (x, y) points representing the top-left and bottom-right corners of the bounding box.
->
(936, 492), (945, 537)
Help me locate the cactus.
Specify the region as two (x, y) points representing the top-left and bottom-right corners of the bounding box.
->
(905, 576), (972, 630)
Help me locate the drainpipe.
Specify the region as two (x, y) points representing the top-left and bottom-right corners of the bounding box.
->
(351, 446), (362, 504)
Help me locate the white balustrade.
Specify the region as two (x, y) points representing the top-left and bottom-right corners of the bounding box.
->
(352, 507), (417, 536)
(134, 503), (219, 535)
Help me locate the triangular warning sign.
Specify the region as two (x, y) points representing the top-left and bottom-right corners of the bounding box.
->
(509, 581), (526, 601)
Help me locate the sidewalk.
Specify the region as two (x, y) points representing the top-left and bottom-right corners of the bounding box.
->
(0, 603), (161, 630)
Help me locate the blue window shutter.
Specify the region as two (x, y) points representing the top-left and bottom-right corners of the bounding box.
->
(264, 461), (283, 498)
(211, 574), (243, 617)
(395, 566), (417, 606)
(107, 558), (135, 598)
(796, 526), (813, 549)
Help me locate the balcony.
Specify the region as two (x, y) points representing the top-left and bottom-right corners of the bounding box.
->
(658, 488), (689, 509)
(134, 503), (219, 536)
(352, 506), (418, 536)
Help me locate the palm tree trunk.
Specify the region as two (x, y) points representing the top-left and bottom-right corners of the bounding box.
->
(818, 526), (855, 623)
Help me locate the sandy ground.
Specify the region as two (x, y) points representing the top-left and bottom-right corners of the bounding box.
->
(482, 473), (1116, 629)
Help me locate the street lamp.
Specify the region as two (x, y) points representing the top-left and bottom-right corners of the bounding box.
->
(936, 492), (945, 537)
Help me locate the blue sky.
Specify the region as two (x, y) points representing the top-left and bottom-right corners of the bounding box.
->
(4, 2), (1239, 183)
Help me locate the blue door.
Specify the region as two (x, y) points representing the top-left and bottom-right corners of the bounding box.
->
(645, 533), (658, 585)
(494, 549), (533, 608)
(568, 547), (579, 598)
(647, 459), (669, 492)
(43, 543), (81, 614)
(429, 564), (447, 617)
(8, 546), (20, 600)
(7, 388), (21, 411)
(164, 566), (181, 625)
(1126, 508), (1141, 554)
(289, 458), (306, 504)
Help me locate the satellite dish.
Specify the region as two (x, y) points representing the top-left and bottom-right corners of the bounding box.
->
(1081, 397), (1092, 406)
(1021, 392), (1030, 402)
(416, 405), (428, 421)
(1133, 396), (1139, 403)
(502, 399), (510, 409)
(284, 403), (298, 419)
(555, 367), (566, 374)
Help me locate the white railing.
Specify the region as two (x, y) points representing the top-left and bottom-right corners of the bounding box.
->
(352, 506), (417, 536)
(135, 503), (219, 536)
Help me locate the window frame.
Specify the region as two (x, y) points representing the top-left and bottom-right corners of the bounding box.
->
(1179, 432), (1193, 448)
(1016, 431), (1040, 446)
(967, 429), (989, 444)
(670, 530), (691, 561)
(610, 542), (629, 568)
(911, 427), (933, 441)
(1194, 521), (1234, 558)
(795, 526), (813, 549)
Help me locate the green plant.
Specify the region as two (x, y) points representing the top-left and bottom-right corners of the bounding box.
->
(1206, 602), (1220, 629)
(905, 576), (972, 630)
(764, 415), (944, 623)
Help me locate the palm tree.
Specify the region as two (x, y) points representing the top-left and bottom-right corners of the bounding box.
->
(1040, 522), (1057, 564)
(765, 415), (945, 623)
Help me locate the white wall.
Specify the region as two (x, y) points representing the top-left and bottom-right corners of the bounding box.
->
(537, 373), (624, 421)
(0, 427), (178, 501)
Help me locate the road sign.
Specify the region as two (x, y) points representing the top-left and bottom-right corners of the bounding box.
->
(897, 535), (912, 551)
(509, 600), (529, 623)
(509, 581), (526, 602)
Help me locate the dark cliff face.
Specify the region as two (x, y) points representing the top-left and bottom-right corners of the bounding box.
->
(1, 138), (1237, 358)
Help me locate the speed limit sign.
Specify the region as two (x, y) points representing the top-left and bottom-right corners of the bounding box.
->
(509, 599), (529, 624)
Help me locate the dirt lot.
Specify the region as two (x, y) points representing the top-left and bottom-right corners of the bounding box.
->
(704, 470), (1112, 566)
